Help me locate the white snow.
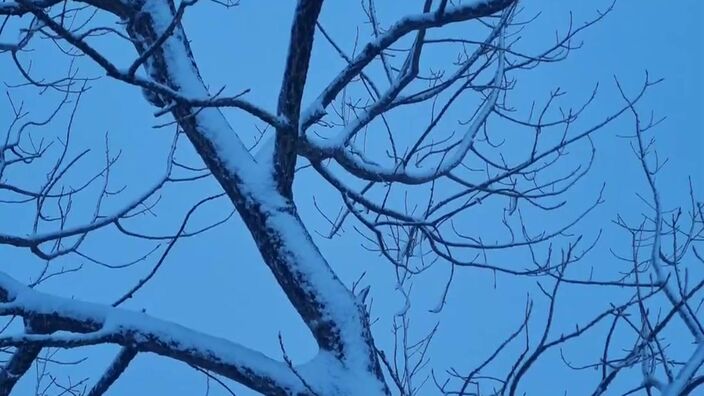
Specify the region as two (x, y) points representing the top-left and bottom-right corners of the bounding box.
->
(0, 272), (306, 393)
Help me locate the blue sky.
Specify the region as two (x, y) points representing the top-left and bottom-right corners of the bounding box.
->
(0, 1), (702, 394)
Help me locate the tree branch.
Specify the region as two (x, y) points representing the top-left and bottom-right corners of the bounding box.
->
(273, 0), (324, 197)
(0, 272), (307, 396)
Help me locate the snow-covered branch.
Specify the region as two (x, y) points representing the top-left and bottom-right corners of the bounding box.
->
(4, 1), (695, 395)
(0, 272), (308, 395)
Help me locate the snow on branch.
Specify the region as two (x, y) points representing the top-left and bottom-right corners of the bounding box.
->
(0, 272), (307, 395)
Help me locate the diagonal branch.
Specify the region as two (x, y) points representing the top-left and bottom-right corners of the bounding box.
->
(0, 345), (42, 396)
(86, 347), (137, 396)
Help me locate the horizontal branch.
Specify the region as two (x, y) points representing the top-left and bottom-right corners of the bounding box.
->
(0, 272), (307, 396)
(0, 0), (61, 15)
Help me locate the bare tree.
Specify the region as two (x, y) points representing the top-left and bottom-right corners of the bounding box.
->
(0, 0), (701, 395)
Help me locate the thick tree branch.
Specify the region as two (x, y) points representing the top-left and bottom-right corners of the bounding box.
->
(112, 1), (389, 391)
(0, 345), (42, 396)
(0, 272), (308, 396)
(86, 347), (137, 396)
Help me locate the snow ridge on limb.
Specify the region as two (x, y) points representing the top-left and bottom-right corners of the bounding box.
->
(31, 0), (391, 392)
(0, 0), (62, 15)
(122, 0), (385, 373)
(0, 272), (308, 396)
